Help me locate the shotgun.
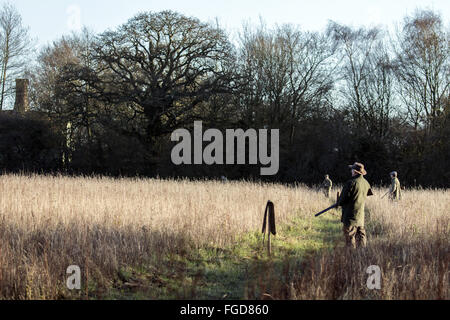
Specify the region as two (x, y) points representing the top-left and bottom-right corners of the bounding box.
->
(315, 188), (373, 217)
(314, 204), (338, 217)
(381, 191), (390, 199)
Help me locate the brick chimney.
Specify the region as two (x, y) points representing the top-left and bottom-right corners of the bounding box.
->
(14, 79), (29, 113)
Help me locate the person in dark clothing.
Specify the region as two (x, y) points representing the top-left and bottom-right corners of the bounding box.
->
(337, 162), (372, 249)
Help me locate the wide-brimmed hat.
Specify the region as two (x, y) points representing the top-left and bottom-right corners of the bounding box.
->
(348, 162), (367, 175)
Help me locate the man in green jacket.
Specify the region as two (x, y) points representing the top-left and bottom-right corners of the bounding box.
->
(337, 162), (372, 249)
(321, 174), (333, 198)
(388, 171), (402, 201)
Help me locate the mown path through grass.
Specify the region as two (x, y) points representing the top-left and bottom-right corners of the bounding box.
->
(194, 208), (342, 299)
(105, 206), (343, 300)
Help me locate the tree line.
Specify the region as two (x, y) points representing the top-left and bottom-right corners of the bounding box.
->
(0, 5), (448, 187)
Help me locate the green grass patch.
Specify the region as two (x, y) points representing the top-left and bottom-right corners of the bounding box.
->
(90, 209), (343, 300)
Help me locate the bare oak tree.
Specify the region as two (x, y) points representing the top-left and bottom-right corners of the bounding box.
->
(65, 11), (237, 147)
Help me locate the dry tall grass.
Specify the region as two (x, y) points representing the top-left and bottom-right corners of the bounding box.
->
(270, 188), (449, 300)
(0, 174), (448, 299)
(0, 174), (326, 299)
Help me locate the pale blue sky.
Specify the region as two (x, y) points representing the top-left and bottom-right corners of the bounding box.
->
(4, 0), (450, 48)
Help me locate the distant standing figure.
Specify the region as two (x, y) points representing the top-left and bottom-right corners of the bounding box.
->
(321, 174), (333, 198)
(389, 171), (401, 201)
(337, 162), (372, 249)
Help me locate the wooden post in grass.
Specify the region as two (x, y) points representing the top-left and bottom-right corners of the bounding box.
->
(262, 201), (276, 257)
(336, 192), (340, 215)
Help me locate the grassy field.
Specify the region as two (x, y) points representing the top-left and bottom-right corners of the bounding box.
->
(0, 174), (448, 300)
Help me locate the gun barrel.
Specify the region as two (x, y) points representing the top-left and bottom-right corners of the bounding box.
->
(314, 204), (337, 217)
